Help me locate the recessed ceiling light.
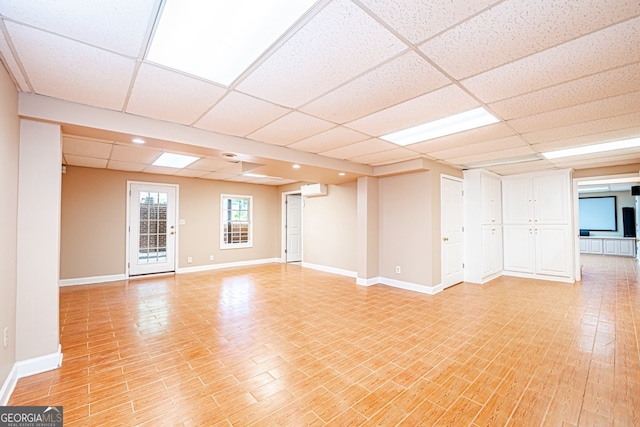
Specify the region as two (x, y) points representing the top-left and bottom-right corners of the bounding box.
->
(292, 164), (301, 169)
(381, 107), (499, 146)
(541, 138), (640, 159)
(147, 0), (318, 86)
(338, 172), (346, 176)
(243, 173), (267, 178)
(222, 152), (237, 158)
(132, 137), (145, 144)
(152, 152), (200, 168)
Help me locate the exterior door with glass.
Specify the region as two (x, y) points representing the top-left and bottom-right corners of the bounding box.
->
(128, 183), (177, 276)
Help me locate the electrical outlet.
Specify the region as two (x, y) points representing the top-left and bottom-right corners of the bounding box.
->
(3, 327), (7, 349)
(187, 257), (193, 264)
(395, 266), (401, 274)
(209, 255), (214, 261)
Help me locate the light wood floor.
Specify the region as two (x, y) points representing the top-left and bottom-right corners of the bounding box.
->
(9, 255), (640, 426)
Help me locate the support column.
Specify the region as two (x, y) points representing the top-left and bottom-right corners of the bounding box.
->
(356, 176), (379, 285)
(16, 119), (62, 370)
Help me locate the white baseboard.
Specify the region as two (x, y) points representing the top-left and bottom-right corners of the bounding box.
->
(177, 258), (281, 274)
(502, 271), (575, 284)
(357, 276), (443, 295)
(301, 262), (357, 278)
(59, 274), (126, 287)
(0, 345), (63, 405)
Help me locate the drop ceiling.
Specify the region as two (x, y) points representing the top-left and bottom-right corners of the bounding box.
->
(1, 0), (639, 185)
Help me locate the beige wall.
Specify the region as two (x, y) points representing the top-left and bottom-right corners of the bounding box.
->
(379, 172), (434, 286)
(60, 166), (280, 280)
(0, 64), (19, 391)
(302, 182), (357, 272)
(16, 120), (62, 360)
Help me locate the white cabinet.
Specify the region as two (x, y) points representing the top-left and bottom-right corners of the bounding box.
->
(502, 170), (574, 282)
(580, 237), (636, 257)
(463, 170), (503, 284)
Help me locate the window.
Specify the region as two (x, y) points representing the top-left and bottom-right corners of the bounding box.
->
(221, 195), (252, 249)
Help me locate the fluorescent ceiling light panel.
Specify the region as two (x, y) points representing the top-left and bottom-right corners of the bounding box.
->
(578, 186), (610, 193)
(381, 107), (500, 146)
(147, 0), (318, 86)
(152, 152), (200, 168)
(243, 173), (267, 178)
(542, 137), (640, 159)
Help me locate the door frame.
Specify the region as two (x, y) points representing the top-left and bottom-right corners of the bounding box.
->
(281, 190), (303, 262)
(441, 174), (465, 288)
(125, 181), (180, 277)
(572, 172), (640, 281)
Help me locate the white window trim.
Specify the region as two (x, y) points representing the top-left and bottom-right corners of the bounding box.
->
(220, 194), (253, 249)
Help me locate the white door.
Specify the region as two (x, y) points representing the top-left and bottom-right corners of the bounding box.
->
(286, 194), (302, 262)
(129, 183), (177, 276)
(442, 177), (464, 288)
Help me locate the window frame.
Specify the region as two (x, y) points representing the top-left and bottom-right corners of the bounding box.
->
(220, 194), (253, 249)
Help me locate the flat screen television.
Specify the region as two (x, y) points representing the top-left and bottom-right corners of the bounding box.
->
(579, 196), (617, 231)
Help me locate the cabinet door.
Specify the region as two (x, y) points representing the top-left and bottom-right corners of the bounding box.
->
(502, 178), (533, 224)
(589, 239), (603, 254)
(603, 239), (617, 255)
(503, 225), (534, 273)
(492, 227), (503, 273)
(618, 239), (635, 256)
(533, 174), (569, 224)
(481, 175), (501, 224)
(535, 226), (571, 277)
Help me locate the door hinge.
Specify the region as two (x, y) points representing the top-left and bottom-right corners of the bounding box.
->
(462, 226), (464, 232)
(128, 262), (130, 268)
(462, 263), (465, 268)
(284, 249), (287, 253)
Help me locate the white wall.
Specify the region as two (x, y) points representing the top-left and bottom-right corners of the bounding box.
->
(0, 63), (19, 397)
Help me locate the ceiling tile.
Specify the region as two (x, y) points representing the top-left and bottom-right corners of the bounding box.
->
(320, 138), (398, 160)
(299, 51), (451, 123)
(110, 145), (163, 163)
(409, 122), (516, 153)
(194, 91), (290, 137)
(522, 112), (640, 145)
(64, 155), (108, 168)
(174, 169), (211, 178)
(345, 85), (479, 136)
(247, 112), (335, 146)
(359, 0), (500, 44)
(485, 160), (555, 175)
(461, 17), (640, 103)
(429, 135), (528, 160)
(236, 0), (406, 107)
(142, 165), (179, 175)
(508, 91), (640, 134)
(201, 172), (236, 181)
(63, 137), (112, 159)
(5, 22), (135, 110)
(350, 148), (419, 165)
(107, 160), (146, 172)
(421, 0), (640, 79)
(287, 126), (370, 153)
(489, 62), (640, 120)
(530, 126), (640, 153)
(0, 0), (156, 57)
(447, 146), (537, 166)
(0, 32), (29, 91)
(126, 64), (227, 126)
(187, 157), (235, 171)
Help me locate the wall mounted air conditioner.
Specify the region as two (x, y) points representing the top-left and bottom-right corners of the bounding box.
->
(301, 183), (327, 197)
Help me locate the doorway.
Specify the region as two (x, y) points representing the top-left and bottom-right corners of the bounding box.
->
(441, 175), (464, 288)
(282, 192), (302, 262)
(128, 182), (178, 276)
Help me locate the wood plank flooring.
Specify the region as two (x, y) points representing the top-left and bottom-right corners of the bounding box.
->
(8, 254), (640, 426)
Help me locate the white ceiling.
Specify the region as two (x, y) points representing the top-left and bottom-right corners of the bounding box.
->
(1, 0), (640, 185)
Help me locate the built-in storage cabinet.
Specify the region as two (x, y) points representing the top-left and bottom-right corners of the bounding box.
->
(502, 170), (573, 281)
(580, 237), (636, 257)
(463, 170), (503, 284)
